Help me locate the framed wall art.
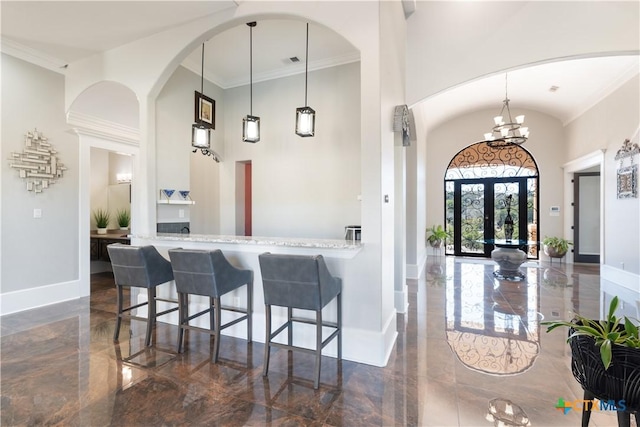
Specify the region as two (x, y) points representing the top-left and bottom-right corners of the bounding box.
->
(194, 91), (215, 129)
(617, 164), (637, 199)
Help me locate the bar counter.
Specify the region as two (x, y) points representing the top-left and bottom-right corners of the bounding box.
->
(128, 233), (385, 365)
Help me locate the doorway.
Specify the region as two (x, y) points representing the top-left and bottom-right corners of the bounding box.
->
(444, 142), (540, 259)
(447, 177), (534, 257)
(573, 172), (600, 263)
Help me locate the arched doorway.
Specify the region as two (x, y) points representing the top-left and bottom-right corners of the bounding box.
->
(444, 142), (540, 259)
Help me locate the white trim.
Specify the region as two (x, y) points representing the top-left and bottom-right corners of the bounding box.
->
(562, 149), (606, 264)
(0, 37), (68, 74)
(395, 289), (409, 314)
(601, 265), (640, 294)
(406, 250), (427, 279)
(0, 279), (82, 316)
(67, 111), (139, 144)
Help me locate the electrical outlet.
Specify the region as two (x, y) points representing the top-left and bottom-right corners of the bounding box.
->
(33, 208), (42, 218)
(179, 209), (184, 218)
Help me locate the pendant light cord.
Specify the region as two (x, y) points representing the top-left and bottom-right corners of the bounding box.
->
(250, 24), (253, 116)
(304, 23), (309, 107)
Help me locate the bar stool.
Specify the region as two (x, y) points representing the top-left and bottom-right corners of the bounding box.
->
(258, 253), (342, 389)
(107, 244), (179, 346)
(168, 248), (253, 362)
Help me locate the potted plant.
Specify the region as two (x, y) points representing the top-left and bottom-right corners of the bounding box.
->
(542, 297), (640, 423)
(116, 209), (130, 230)
(93, 208), (110, 234)
(543, 296), (639, 370)
(541, 236), (573, 258)
(426, 225), (449, 248)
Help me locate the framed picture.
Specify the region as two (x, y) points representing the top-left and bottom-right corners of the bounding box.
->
(617, 164), (638, 199)
(194, 91), (215, 129)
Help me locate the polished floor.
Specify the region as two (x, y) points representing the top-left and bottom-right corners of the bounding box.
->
(1, 257), (636, 426)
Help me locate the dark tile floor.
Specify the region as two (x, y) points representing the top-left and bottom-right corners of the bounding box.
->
(1, 258), (636, 426)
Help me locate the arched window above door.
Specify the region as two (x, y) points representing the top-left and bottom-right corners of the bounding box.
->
(446, 142), (538, 180)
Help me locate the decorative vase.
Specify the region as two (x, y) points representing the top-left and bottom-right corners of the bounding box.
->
(504, 211), (514, 241)
(97, 228), (107, 235)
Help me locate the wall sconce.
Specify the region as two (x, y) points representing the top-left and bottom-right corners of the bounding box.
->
(116, 173), (132, 183)
(243, 22), (260, 143)
(295, 23), (315, 137)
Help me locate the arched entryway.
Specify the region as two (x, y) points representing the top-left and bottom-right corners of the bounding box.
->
(444, 142), (540, 259)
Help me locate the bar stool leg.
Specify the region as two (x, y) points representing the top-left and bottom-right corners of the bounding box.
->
(114, 285), (124, 341)
(287, 307), (293, 347)
(212, 296), (222, 363)
(247, 281), (253, 342)
(145, 287), (156, 347)
(314, 310), (322, 389)
(263, 305), (272, 377)
(177, 293), (186, 353)
(337, 292), (342, 360)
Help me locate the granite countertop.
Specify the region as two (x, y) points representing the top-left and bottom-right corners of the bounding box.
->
(132, 233), (362, 250)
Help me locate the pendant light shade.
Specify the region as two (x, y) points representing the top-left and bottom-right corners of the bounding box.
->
(243, 22), (260, 143)
(295, 23), (315, 137)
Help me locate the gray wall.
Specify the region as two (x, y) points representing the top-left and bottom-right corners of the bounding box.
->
(1, 54), (79, 293)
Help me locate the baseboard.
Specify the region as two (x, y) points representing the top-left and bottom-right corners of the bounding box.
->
(407, 251), (427, 280)
(0, 279), (82, 316)
(601, 264), (640, 293)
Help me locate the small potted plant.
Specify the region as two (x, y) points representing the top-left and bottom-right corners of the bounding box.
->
(426, 225), (449, 248)
(542, 236), (573, 259)
(116, 209), (130, 230)
(93, 208), (110, 234)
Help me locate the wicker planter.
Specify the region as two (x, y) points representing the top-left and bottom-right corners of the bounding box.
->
(569, 323), (640, 425)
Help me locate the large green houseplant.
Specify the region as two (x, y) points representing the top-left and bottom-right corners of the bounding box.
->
(426, 225), (448, 248)
(542, 296), (640, 370)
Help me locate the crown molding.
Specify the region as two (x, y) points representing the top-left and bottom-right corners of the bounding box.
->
(67, 111), (139, 145)
(1, 37), (68, 74)
(181, 52), (360, 90)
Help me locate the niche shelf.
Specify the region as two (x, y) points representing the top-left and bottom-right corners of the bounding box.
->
(158, 189), (195, 205)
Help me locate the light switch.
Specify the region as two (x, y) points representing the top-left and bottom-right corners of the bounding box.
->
(179, 209), (185, 218)
(33, 208), (42, 218)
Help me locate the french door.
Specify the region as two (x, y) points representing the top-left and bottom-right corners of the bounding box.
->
(445, 177), (538, 258)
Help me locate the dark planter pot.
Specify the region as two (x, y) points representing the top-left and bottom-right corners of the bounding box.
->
(569, 323), (640, 416)
(543, 245), (567, 259)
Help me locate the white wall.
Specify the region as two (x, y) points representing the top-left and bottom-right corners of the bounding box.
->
(565, 75), (640, 274)
(90, 148), (109, 228)
(218, 62), (361, 239)
(426, 108), (566, 243)
(1, 54), (79, 296)
(406, 1), (640, 105)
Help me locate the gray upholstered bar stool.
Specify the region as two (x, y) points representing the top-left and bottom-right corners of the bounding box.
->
(107, 243), (179, 346)
(258, 253), (342, 389)
(168, 248), (253, 362)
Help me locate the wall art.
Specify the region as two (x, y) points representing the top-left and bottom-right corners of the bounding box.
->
(615, 138), (639, 199)
(8, 128), (67, 193)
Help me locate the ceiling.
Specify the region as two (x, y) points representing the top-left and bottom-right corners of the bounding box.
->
(1, 1), (638, 130)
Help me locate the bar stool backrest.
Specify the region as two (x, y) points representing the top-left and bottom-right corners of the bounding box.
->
(169, 249), (252, 297)
(107, 244), (173, 288)
(258, 253), (340, 311)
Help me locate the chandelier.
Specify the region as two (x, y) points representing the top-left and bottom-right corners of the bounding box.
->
(483, 74), (529, 148)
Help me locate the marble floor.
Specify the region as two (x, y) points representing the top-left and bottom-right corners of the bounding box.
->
(1, 257), (637, 426)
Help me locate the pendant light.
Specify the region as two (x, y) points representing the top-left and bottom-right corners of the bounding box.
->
(482, 73), (530, 148)
(295, 23), (315, 137)
(192, 43), (212, 153)
(243, 21), (260, 143)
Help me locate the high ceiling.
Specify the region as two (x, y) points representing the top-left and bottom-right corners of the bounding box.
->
(1, 1), (637, 130)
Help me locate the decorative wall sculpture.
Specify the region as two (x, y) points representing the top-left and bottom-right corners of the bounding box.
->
(615, 138), (639, 199)
(8, 129), (66, 193)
